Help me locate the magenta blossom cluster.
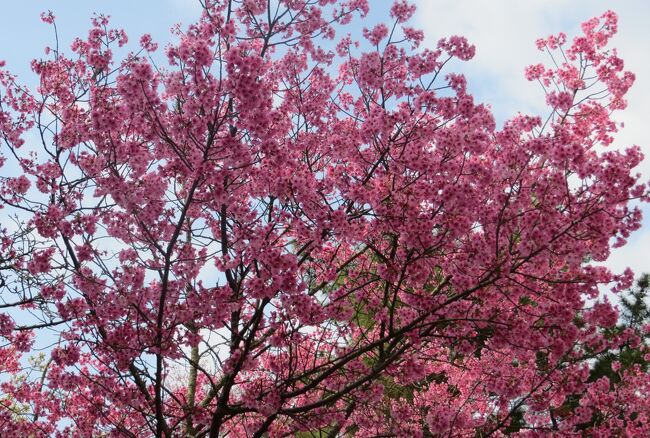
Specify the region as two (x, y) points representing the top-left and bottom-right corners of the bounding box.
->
(0, 1), (648, 437)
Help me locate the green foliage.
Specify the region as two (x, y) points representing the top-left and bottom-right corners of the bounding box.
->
(590, 274), (650, 383)
(552, 274), (650, 432)
(621, 273), (650, 328)
(295, 428), (335, 438)
(502, 406), (526, 434)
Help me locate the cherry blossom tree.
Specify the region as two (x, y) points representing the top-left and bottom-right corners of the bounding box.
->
(0, 1), (648, 436)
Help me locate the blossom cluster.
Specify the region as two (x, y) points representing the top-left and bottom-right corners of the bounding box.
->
(0, 2), (647, 437)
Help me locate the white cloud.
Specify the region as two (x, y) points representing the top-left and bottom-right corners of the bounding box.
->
(167, 0), (204, 20)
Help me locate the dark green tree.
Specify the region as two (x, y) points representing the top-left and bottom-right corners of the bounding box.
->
(589, 273), (650, 384)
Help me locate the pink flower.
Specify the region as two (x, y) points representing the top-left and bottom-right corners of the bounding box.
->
(6, 175), (31, 194)
(139, 34), (158, 52)
(390, 0), (417, 23)
(40, 10), (55, 24)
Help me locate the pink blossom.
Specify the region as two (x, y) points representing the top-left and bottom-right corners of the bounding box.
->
(6, 175), (31, 194)
(0, 4), (647, 437)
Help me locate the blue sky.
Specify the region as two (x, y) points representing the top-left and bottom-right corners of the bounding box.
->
(1, 0), (649, 278)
